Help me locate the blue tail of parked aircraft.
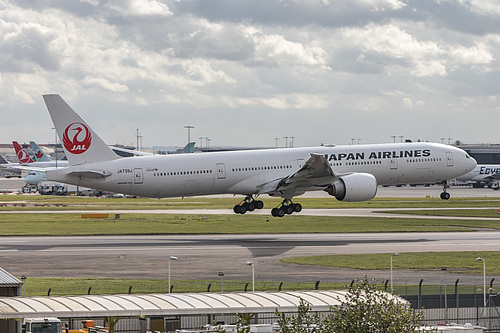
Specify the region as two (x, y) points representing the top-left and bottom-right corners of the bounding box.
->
(30, 141), (52, 162)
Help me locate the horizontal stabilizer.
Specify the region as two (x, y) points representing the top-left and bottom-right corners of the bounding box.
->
(67, 170), (112, 178)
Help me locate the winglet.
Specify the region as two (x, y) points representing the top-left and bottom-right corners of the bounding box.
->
(12, 141), (34, 164)
(43, 94), (120, 166)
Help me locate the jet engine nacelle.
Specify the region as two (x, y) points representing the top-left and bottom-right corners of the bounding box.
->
(325, 173), (378, 202)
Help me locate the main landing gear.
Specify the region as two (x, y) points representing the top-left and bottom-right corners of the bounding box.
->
(440, 181), (451, 200)
(233, 196), (264, 214)
(271, 199), (302, 218)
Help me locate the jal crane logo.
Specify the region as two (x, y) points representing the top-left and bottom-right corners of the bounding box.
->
(62, 122), (92, 154)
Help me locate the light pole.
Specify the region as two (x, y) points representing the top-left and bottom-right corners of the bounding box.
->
(219, 272), (224, 293)
(442, 266), (448, 324)
(168, 256), (178, 293)
(390, 253), (399, 293)
(52, 127), (58, 168)
(184, 125), (194, 145)
(246, 261), (255, 292)
(477, 257), (486, 307)
(20, 276), (26, 297)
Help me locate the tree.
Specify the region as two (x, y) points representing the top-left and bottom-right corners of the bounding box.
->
(276, 277), (425, 333)
(276, 298), (324, 333)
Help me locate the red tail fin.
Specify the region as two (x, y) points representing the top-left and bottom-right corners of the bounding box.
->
(12, 141), (34, 164)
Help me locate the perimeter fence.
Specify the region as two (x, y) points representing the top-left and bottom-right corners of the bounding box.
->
(22, 275), (500, 331)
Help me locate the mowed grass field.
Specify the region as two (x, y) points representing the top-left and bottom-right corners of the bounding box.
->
(281, 251), (500, 274)
(1, 194), (500, 210)
(1, 194), (500, 236)
(3, 212), (500, 235)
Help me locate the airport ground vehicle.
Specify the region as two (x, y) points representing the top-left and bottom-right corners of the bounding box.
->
(23, 318), (108, 333)
(23, 318), (62, 333)
(37, 183), (67, 195)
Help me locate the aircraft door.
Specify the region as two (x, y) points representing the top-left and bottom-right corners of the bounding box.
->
(390, 159), (398, 170)
(216, 163), (226, 179)
(446, 152), (454, 167)
(134, 168), (143, 184)
(297, 159), (305, 168)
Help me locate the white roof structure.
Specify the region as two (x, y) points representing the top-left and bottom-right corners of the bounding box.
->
(0, 268), (22, 287)
(0, 290), (354, 319)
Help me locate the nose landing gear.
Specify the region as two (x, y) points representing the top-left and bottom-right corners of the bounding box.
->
(440, 181), (451, 200)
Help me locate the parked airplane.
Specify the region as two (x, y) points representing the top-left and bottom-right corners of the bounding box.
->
(12, 141), (69, 168)
(12, 141), (35, 164)
(29, 141), (52, 162)
(42, 94), (476, 217)
(456, 165), (500, 188)
(0, 153), (22, 178)
(24, 171), (46, 185)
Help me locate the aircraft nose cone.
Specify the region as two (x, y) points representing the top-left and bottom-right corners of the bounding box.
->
(467, 155), (477, 172)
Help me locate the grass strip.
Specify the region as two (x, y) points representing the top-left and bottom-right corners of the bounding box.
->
(20, 277), (483, 297)
(2, 213), (499, 236)
(281, 251), (500, 274)
(380, 209), (500, 218)
(2, 195), (500, 211)
(22, 277), (347, 297)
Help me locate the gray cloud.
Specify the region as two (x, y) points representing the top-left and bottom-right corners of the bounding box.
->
(0, 0), (500, 147)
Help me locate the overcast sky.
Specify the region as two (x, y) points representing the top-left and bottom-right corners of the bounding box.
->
(1, 0), (500, 149)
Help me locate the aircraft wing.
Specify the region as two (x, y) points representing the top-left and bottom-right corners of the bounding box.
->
(0, 153), (10, 165)
(2, 165), (48, 172)
(484, 173), (500, 181)
(258, 153), (336, 195)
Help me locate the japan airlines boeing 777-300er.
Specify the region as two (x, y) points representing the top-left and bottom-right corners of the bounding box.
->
(42, 94), (476, 217)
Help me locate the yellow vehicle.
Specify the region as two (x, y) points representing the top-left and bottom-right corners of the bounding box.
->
(67, 320), (108, 333)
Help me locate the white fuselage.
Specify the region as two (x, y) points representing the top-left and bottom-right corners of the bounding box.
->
(46, 142), (476, 198)
(456, 165), (500, 182)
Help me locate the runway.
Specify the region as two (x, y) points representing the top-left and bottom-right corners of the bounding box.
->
(1, 232), (497, 284)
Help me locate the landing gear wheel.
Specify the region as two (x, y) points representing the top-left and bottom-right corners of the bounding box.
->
(293, 203), (302, 212)
(233, 205), (241, 214)
(284, 205), (294, 215)
(239, 204), (247, 214)
(246, 202), (255, 211)
(277, 207), (285, 217)
(271, 208), (279, 217)
(440, 192), (450, 200)
(255, 200), (264, 209)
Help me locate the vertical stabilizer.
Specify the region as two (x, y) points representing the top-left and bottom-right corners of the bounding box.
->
(12, 141), (34, 164)
(182, 142), (195, 153)
(43, 94), (120, 166)
(30, 141), (52, 162)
